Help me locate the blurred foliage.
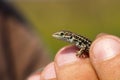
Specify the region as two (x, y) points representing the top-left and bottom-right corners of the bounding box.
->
(14, 0), (120, 59)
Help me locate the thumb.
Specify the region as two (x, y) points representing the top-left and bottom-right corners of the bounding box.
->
(90, 34), (120, 80)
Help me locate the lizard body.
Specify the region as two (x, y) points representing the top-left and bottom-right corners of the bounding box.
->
(52, 30), (92, 57)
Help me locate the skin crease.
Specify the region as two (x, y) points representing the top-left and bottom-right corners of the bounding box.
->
(28, 34), (120, 80)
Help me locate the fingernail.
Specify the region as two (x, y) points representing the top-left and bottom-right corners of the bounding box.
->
(91, 35), (120, 61)
(41, 62), (56, 79)
(55, 45), (79, 66)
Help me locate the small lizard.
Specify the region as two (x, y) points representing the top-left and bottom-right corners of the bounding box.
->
(52, 30), (92, 57)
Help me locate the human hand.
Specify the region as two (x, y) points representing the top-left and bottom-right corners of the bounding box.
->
(27, 34), (120, 80)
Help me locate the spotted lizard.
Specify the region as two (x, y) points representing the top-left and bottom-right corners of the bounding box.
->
(52, 30), (92, 57)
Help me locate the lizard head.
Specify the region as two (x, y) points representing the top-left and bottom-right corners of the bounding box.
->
(52, 30), (73, 41)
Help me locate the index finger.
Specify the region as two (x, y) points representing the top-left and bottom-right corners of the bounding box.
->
(54, 45), (98, 80)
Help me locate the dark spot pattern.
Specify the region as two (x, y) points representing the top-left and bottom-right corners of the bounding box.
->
(53, 30), (92, 57)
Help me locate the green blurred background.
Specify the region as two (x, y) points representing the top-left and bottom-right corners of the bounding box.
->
(14, 0), (120, 59)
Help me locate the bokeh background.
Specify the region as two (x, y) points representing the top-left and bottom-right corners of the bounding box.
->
(13, 0), (120, 59)
(1, 1), (120, 80)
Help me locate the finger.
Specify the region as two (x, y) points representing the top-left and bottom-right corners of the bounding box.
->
(54, 45), (98, 80)
(27, 71), (41, 80)
(41, 62), (56, 80)
(96, 33), (108, 38)
(90, 34), (120, 80)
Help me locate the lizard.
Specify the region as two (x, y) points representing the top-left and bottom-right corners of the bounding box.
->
(52, 30), (92, 58)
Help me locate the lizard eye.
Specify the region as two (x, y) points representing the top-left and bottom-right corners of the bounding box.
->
(60, 32), (64, 36)
(69, 36), (72, 39)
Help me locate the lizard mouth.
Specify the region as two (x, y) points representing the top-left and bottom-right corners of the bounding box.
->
(52, 32), (63, 39)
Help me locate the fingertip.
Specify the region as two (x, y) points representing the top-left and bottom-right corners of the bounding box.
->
(55, 45), (80, 67)
(90, 34), (120, 62)
(27, 72), (41, 80)
(54, 46), (98, 80)
(96, 33), (108, 38)
(41, 62), (56, 80)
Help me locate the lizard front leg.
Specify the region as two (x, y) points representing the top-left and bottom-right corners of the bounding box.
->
(76, 43), (86, 57)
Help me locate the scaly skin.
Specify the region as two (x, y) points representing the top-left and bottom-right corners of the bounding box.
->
(52, 30), (92, 57)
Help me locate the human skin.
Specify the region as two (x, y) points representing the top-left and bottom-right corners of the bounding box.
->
(28, 34), (120, 80)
